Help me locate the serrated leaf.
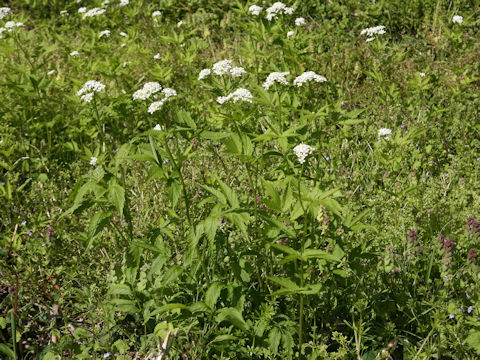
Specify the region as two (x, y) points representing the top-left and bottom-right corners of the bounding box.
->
(216, 307), (250, 332)
(108, 184), (125, 218)
(205, 282), (224, 309)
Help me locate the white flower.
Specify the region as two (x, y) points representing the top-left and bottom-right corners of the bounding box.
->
(216, 88), (253, 104)
(378, 128), (392, 140)
(119, 31), (128, 37)
(293, 144), (314, 164)
(198, 68), (211, 80)
(452, 15), (463, 24)
(153, 124), (164, 131)
(287, 30), (294, 37)
(162, 88), (177, 99)
(60, 10), (68, 15)
(78, 7), (87, 13)
(293, 71), (327, 87)
(47, 70), (56, 75)
(77, 80), (106, 102)
(177, 20), (184, 27)
(82, 8), (106, 19)
(249, 5), (262, 16)
(154, 53), (161, 59)
(263, 71), (289, 90)
(419, 72), (426, 77)
(90, 156), (98, 165)
(212, 59), (232, 76)
(360, 25), (386, 41)
(230, 67), (246, 78)
(366, 37), (375, 42)
(148, 100), (165, 114)
(5, 21), (23, 29)
(70, 50), (80, 56)
(0, 7), (11, 20)
(99, 29), (110, 38)
(119, 0), (129, 6)
(266, 2), (293, 21)
(152, 10), (162, 17)
(133, 82), (162, 101)
(295, 17), (306, 26)
(0, 28), (6, 38)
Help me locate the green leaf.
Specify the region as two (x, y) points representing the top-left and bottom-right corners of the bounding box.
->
(205, 282), (224, 309)
(0, 344), (15, 359)
(209, 334), (237, 344)
(108, 184), (125, 217)
(87, 212), (111, 246)
(113, 339), (128, 354)
(216, 307), (250, 332)
(269, 327), (282, 353)
(268, 276), (299, 291)
(466, 330), (480, 354)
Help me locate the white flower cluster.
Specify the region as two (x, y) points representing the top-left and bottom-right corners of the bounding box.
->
(82, 8), (106, 20)
(90, 156), (98, 165)
(295, 17), (306, 26)
(147, 88), (177, 114)
(360, 25), (386, 42)
(119, 0), (129, 6)
(70, 50), (80, 56)
(60, 10), (69, 16)
(378, 128), (392, 140)
(133, 82), (162, 101)
(198, 68), (211, 80)
(153, 124), (165, 131)
(0, 7), (11, 20)
(249, 5), (262, 16)
(216, 88), (253, 104)
(287, 30), (294, 37)
(199, 60), (247, 80)
(119, 31), (128, 37)
(263, 71), (289, 90)
(152, 10), (162, 17)
(452, 15), (463, 24)
(293, 71), (327, 87)
(77, 80), (106, 102)
(99, 29), (110, 38)
(154, 53), (161, 59)
(293, 144), (314, 164)
(0, 20), (23, 38)
(266, 2), (293, 21)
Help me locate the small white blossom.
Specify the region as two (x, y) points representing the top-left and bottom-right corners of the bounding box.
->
(77, 80), (106, 102)
(70, 50), (80, 56)
(452, 15), (463, 24)
(0, 7), (11, 20)
(263, 71), (289, 90)
(5, 21), (23, 29)
(152, 10), (162, 17)
(162, 88), (177, 99)
(78, 7), (87, 13)
(293, 71), (327, 87)
(47, 70), (56, 75)
(378, 128), (392, 141)
(153, 124), (165, 131)
(360, 25), (386, 41)
(82, 8), (106, 19)
(293, 144), (314, 164)
(60, 10), (69, 16)
(198, 68), (211, 80)
(212, 59), (232, 76)
(119, 0), (129, 6)
(295, 17), (306, 26)
(119, 31), (128, 37)
(230, 67), (247, 78)
(216, 88), (253, 104)
(133, 82), (162, 101)
(148, 100), (165, 114)
(287, 30), (294, 37)
(90, 156), (98, 165)
(249, 5), (262, 16)
(419, 72), (426, 77)
(266, 2), (293, 21)
(153, 53), (161, 59)
(99, 29), (110, 38)
(177, 20), (184, 27)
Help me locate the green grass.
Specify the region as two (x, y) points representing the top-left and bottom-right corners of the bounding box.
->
(1, 0), (480, 359)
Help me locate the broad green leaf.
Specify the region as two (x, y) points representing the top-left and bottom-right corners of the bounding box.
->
(108, 184), (125, 217)
(215, 307), (250, 332)
(205, 282), (224, 309)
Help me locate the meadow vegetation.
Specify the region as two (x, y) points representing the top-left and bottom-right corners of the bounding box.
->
(1, 0), (480, 358)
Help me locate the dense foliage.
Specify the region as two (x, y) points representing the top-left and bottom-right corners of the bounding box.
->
(1, 0), (480, 358)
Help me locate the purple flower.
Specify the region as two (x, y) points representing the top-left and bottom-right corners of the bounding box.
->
(103, 353), (111, 359)
(449, 314), (455, 319)
(468, 306), (473, 314)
